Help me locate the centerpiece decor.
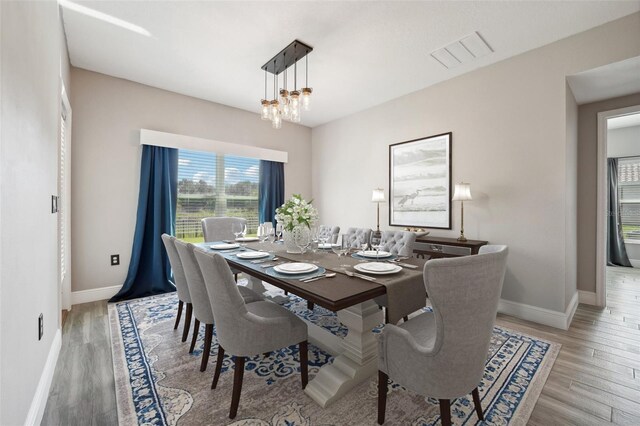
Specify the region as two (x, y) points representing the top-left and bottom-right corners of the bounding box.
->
(275, 194), (318, 253)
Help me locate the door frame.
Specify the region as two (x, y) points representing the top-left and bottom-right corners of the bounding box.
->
(59, 81), (72, 312)
(596, 104), (640, 307)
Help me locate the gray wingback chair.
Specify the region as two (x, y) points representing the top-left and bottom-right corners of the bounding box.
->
(344, 227), (372, 248)
(194, 249), (309, 419)
(201, 217), (247, 242)
(379, 230), (416, 256)
(201, 217), (246, 280)
(174, 240), (263, 372)
(375, 231), (419, 322)
(377, 245), (508, 425)
(318, 225), (340, 244)
(161, 234), (193, 342)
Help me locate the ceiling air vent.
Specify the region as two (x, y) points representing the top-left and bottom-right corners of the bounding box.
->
(430, 32), (493, 69)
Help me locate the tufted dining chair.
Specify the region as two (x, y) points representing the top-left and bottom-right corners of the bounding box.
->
(201, 217), (246, 281)
(194, 248), (309, 419)
(174, 240), (263, 372)
(344, 227), (372, 248)
(379, 230), (416, 257)
(161, 234), (193, 343)
(318, 225), (340, 244)
(375, 231), (419, 322)
(377, 245), (508, 425)
(201, 217), (247, 242)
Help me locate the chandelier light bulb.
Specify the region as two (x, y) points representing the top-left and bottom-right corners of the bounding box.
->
(260, 99), (270, 120)
(272, 111), (282, 129)
(301, 87), (312, 111)
(270, 100), (279, 120)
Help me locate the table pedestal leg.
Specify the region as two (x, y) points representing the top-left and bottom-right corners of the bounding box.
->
(245, 277), (290, 304)
(304, 300), (383, 407)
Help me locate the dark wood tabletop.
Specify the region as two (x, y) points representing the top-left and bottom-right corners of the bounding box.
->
(199, 242), (426, 312)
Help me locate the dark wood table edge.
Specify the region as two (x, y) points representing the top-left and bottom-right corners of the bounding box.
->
(218, 253), (387, 312)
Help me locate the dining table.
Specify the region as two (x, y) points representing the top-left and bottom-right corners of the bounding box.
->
(198, 239), (428, 408)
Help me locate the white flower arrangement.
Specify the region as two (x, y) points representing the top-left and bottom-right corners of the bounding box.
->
(275, 194), (318, 232)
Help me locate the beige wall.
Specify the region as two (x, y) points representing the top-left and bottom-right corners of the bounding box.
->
(577, 92), (640, 292)
(565, 84), (579, 307)
(70, 68), (312, 292)
(1, 1), (68, 424)
(312, 13), (640, 313)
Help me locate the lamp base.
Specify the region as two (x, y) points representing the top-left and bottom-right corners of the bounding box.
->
(457, 234), (467, 242)
(371, 230), (382, 249)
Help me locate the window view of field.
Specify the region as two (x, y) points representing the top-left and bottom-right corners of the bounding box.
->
(177, 150), (260, 243)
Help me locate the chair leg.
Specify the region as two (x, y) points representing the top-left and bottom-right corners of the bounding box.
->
(284, 291), (289, 296)
(377, 370), (388, 425)
(299, 340), (308, 389)
(234, 273), (238, 282)
(211, 346), (225, 389)
(229, 356), (245, 419)
(439, 399), (451, 426)
(182, 303), (193, 342)
(174, 300), (183, 330)
(384, 308), (389, 324)
(263, 352), (271, 357)
(403, 316), (409, 322)
(307, 301), (314, 310)
(200, 324), (213, 372)
(472, 387), (484, 421)
(189, 319), (200, 354)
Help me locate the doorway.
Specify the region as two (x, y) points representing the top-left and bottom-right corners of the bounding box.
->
(596, 105), (640, 308)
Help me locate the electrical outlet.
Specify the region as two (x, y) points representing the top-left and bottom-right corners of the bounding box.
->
(111, 254), (120, 266)
(51, 195), (58, 213)
(38, 314), (43, 340)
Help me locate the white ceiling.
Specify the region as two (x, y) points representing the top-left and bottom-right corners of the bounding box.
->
(61, 1), (640, 127)
(609, 113), (640, 129)
(568, 56), (640, 105)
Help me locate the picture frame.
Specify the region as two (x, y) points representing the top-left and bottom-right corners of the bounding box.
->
(389, 132), (452, 229)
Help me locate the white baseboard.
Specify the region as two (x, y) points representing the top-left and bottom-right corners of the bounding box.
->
(25, 329), (61, 426)
(578, 290), (597, 305)
(499, 291), (579, 330)
(71, 285), (121, 305)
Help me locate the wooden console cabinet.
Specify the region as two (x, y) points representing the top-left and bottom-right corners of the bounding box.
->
(413, 236), (488, 259)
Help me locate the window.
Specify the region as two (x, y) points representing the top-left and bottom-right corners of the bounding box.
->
(176, 149), (259, 242)
(618, 157), (640, 241)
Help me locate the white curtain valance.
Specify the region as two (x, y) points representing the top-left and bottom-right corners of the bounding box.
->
(139, 129), (288, 163)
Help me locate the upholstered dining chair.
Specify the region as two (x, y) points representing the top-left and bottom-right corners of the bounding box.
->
(161, 234), (193, 342)
(174, 239), (263, 372)
(318, 225), (340, 244)
(344, 227), (372, 248)
(201, 217), (247, 242)
(194, 248), (309, 419)
(374, 230), (419, 322)
(377, 245), (508, 426)
(201, 217), (246, 281)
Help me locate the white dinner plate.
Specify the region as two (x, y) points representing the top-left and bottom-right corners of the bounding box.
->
(274, 263), (318, 275)
(354, 262), (402, 275)
(236, 237), (259, 242)
(318, 243), (333, 249)
(357, 250), (392, 259)
(210, 243), (240, 250)
(236, 251), (269, 259)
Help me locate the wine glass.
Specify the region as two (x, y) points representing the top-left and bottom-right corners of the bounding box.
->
(232, 222), (243, 241)
(241, 224), (247, 239)
(309, 226), (319, 254)
(257, 224), (267, 243)
(268, 228), (276, 243)
(276, 223), (283, 242)
(370, 233), (382, 260)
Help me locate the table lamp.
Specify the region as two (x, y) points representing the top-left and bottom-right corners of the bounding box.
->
(371, 188), (385, 243)
(452, 182), (472, 242)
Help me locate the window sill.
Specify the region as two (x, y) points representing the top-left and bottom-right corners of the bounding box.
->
(623, 239), (640, 245)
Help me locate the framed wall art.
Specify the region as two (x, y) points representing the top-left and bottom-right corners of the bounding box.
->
(389, 132), (452, 229)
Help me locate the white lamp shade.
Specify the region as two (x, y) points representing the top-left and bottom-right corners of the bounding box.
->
(372, 188), (385, 203)
(452, 183), (472, 201)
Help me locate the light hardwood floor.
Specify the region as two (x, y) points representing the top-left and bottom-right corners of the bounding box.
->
(41, 270), (640, 425)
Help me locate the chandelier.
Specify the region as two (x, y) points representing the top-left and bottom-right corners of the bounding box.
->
(260, 40), (313, 129)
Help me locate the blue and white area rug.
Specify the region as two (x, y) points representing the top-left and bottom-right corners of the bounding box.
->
(109, 288), (559, 425)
